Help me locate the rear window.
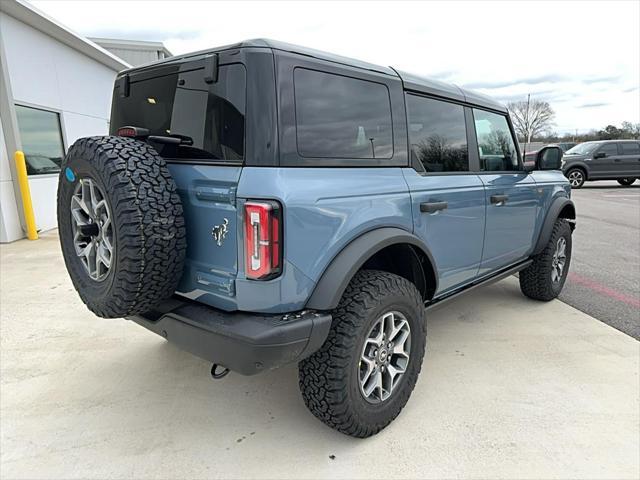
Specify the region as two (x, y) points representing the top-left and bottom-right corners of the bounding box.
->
(110, 63), (246, 162)
(620, 142), (640, 155)
(294, 68), (393, 159)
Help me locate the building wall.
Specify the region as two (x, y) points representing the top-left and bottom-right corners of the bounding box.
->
(96, 46), (164, 66)
(0, 11), (117, 239)
(0, 116), (23, 242)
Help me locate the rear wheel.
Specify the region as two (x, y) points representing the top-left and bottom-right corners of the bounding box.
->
(566, 168), (586, 188)
(298, 270), (426, 438)
(617, 178), (636, 186)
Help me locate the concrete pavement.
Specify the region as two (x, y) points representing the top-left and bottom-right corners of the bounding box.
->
(1, 231), (639, 479)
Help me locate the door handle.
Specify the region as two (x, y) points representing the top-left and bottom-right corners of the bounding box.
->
(420, 201), (448, 213)
(490, 194), (509, 205)
(614, 159), (621, 162)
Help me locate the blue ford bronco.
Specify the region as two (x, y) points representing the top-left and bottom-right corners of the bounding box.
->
(57, 39), (576, 437)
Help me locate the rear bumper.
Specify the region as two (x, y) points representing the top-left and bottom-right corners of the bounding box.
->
(128, 297), (332, 375)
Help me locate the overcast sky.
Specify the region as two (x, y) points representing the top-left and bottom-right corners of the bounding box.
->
(31, 0), (639, 134)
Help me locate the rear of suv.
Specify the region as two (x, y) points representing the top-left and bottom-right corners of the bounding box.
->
(57, 39), (576, 437)
(562, 140), (640, 188)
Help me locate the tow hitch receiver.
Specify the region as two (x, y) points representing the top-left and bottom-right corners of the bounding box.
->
(211, 364), (230, 379)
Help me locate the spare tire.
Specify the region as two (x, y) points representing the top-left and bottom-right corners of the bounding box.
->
(57, 136), (186, 318)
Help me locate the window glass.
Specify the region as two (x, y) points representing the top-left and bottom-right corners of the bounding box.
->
(294, 68), (393, 159)
(597, 143), (618, 156)
(15, 105), (65, 176)
(473, 109), (519, 171)
(406, 95), (468, 172)
(110, 63), (245, 161)
(620, 142), (640, 155)
(566, 142), (598, 155)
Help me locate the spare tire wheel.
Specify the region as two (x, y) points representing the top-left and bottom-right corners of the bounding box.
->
(57, 136), (186, 318)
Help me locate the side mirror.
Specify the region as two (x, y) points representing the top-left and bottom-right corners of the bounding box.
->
(593, 151), (606, 159)
(535, 146), (563, 170)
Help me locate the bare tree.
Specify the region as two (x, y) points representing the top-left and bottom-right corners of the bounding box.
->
(621, 121), (640, 139)
(507, 97), (555, 144)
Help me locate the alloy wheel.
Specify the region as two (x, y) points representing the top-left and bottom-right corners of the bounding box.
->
(70, 178), (114, 281)
(359, 311), (411, 404)
(568, 170), (583, 187)
(551, 237), (567, 283)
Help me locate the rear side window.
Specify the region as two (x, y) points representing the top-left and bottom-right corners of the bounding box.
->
(406, 95), (468, 172)
(294, 68), (393, 159)
(110, 63), (245, 162)
(597, 143), (619, 156)
(473, 109), (519, 171)
(619, 142), (639, 155)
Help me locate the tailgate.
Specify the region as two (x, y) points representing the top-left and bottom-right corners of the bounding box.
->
(169, 163), (242, 311)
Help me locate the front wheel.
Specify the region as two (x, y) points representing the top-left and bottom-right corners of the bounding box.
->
(298, 270), (426, 438)
(519, 219), (572, 301)
(566, 168), (586, 188)
(617, 178), (636, 186)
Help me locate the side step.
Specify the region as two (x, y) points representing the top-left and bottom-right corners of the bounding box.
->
(425, 259), (533, 311)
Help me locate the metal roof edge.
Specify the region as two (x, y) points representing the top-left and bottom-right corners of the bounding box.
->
(1, 0), (130, 71)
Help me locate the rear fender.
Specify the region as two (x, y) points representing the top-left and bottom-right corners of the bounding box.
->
(305, 227), (438, 310)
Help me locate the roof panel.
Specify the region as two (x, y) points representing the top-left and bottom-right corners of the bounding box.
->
(397, 70), (466, 102)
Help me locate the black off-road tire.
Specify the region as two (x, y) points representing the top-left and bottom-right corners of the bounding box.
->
(566, 167), (586, 188)
(519, 219), (572, 301)
(57, 136), (186, 318)
(298, 270), (426, 438)
(617, 178), (636, 186)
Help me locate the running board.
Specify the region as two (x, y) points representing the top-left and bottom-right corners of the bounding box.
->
(425, 259), (533, 311)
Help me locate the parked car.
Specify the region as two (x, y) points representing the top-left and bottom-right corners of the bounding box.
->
(25, 154), (61, 175)
(56, 39), (576, 438)
(562, 140), (640, 188)
(556, 142), (577, 152)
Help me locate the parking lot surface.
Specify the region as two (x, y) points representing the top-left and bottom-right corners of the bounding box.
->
(1, 231), (638, 479)
(560, 181), (640, 339)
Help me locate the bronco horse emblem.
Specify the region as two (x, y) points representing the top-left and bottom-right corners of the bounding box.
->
(212, 218), (229, 247)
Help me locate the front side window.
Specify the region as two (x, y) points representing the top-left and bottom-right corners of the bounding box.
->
(565, 142), (598, 155)
(620, 142), (640, 155)
(15, 105), (65, 176)
(597, 143), (619, 157)
(406, 95), (468, 172)
(110, 63), (246, 161)
(473, 109), (519, 171)
(294, 68), (393, 159)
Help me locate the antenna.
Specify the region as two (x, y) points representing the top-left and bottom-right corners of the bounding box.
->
(523, 93), (531, 158)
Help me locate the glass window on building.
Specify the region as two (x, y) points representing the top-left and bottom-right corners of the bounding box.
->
(15, 105), (65, 176)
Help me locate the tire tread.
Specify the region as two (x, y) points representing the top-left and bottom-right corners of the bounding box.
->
(298, 270), (425, 438)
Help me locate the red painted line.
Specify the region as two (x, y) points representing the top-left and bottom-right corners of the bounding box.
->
(568, 272), (640, 308)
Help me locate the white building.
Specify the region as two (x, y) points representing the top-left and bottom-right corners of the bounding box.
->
(90, 37), (172, 67)
(0, 1), (168, 243)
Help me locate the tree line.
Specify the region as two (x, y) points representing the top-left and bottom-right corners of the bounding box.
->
(507, 99), (640, 144)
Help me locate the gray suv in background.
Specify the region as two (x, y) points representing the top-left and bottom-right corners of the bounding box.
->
(562, 140), (640, 188)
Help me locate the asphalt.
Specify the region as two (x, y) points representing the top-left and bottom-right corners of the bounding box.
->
(1, 232), (638, 479)
(558, 180), (640, 339)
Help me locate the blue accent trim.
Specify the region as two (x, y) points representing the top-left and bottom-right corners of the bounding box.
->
(65, 167), (76, 182)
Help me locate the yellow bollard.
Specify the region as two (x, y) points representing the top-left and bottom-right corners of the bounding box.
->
(14, 151), (38, 240)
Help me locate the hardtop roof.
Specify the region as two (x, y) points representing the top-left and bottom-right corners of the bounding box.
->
(121, 38), (506, 112)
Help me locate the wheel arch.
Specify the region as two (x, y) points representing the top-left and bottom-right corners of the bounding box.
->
(565, 163), (589, 180)
(305, 227), (438, 311)
(532, 197), (576, 255)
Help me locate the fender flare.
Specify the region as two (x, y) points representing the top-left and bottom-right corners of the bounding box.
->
(305, 227), (438, 311)
(532, 197), (576, 255)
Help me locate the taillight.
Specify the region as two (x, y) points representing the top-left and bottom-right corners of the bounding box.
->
(244, 201), (282, 280)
